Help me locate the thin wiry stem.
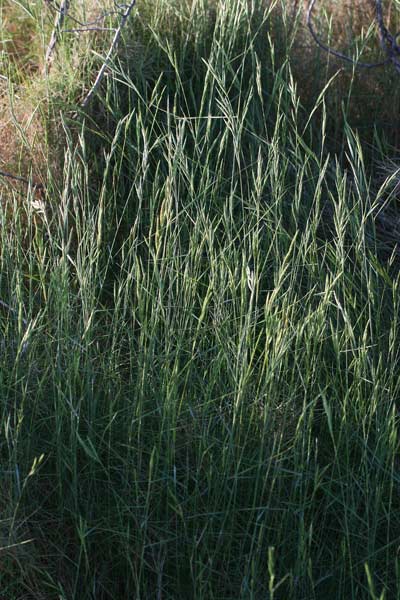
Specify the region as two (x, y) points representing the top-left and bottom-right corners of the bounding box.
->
(375, 0), (400, 72)
(48, 4), (125, 27)
(63, 26), (116, 32)
(307, 0), (389, 69)
(44, 0), (70, 72)
(0, 169), (44, 190)
(43, 0), (137, 105)
(81, 0), (136, 107)
(46, 0), (127, 22)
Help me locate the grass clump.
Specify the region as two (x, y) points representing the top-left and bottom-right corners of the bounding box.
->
(1, 0), (400, 598)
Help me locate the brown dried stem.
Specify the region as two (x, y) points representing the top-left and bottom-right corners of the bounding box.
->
(307, 0), (389, 69)
(44, 0), (70, 73)
(81, 0), (136, 107)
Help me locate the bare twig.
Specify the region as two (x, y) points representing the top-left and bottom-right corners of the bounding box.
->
(0, 169), (44, 191)
(43, 0), (137, 105)
(44, 0), (70, 72)
(45, 0), (127, 37)
(375, 0), (400, 73)
(307, 0), (389, 69)
(63, 27), (116, 32)
(60, 7), (125, 27)
(81, 0), (136, 107)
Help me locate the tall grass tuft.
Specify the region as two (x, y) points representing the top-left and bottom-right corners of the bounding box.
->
(1, 1), (400, 598)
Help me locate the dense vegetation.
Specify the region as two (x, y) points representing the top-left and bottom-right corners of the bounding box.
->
(1, 1), (400, 598)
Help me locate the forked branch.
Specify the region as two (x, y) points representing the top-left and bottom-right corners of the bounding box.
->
(45, 0), (70, 72)
(307, 0), (400, 73)
(44, 0), (137, 106)
(81, 0), (136, 107)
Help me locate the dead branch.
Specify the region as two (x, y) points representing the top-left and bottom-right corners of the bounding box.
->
(0, 169), (44, 191)
(43, 0), (137, 106)
(307, 0), (390, 69)
(307, 0), (400, 76)
(44, 0), (70, 73)
(81, 0), (136, 107)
